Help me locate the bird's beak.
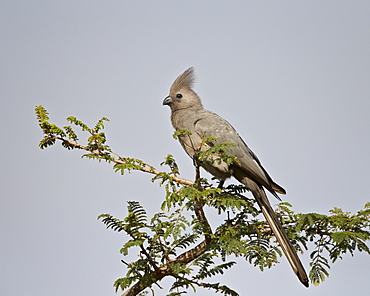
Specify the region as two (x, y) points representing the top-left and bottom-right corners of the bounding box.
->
(163, 96), (173, 106)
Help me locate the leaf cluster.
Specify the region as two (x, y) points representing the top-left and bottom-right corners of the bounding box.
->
(35, 105), (112, 160)
(98, 182), (304, 295)
(174, 130), (240, 168)
(296, 204), (370, 285)
(99, 197), (244, 296)
(197, 137), (240, 167)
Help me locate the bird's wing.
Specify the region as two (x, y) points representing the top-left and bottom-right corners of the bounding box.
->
(194, 111), (284, 196)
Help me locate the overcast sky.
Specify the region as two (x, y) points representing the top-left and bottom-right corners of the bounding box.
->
(1, 1), (370, 296)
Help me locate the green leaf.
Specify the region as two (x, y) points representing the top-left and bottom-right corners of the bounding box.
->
(94, 117), (110, 132)
(114, 158), (145, 174)
(173, 129), (192, 140)
(120, 239), (145, 255)
(66, 116), (90, 131)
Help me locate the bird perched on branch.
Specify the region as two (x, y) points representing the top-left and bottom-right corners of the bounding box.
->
(163, 67), (309, 287)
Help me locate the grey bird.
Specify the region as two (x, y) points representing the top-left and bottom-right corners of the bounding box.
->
(163, 67), (309, 287)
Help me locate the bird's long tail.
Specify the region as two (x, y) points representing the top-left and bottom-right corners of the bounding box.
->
(242, 179), (309, 287)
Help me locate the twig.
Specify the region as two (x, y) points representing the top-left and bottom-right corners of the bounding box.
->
(49, 135), (194, 186)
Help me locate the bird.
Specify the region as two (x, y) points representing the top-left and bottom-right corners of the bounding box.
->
(162, 67), (309, 287)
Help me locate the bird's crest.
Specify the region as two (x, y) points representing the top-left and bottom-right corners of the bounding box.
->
(170, 67), (195, 93)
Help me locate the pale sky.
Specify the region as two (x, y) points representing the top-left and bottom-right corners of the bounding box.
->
(1, 1), (370, 296)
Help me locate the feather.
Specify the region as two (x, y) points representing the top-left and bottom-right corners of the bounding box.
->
(170, 67), (195, 93)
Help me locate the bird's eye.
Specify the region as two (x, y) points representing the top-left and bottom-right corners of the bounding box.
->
(176, 94), (183, 99)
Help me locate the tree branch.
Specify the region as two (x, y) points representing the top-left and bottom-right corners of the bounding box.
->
(48, 135), (194, 186)
(121, 238), (210, 296)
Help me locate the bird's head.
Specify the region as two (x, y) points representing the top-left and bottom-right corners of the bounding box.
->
(163, 67), (203, 111)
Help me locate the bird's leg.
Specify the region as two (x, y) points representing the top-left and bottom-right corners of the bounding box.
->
(218, 179), (225, 189)
(224, 211), (234, 227)
(192, 153), (199, 166)
(192, 153), (202, 189)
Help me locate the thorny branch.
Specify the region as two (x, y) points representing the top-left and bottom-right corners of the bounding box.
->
(121, 239), (211, 296)
(46, 135), (194, 186)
